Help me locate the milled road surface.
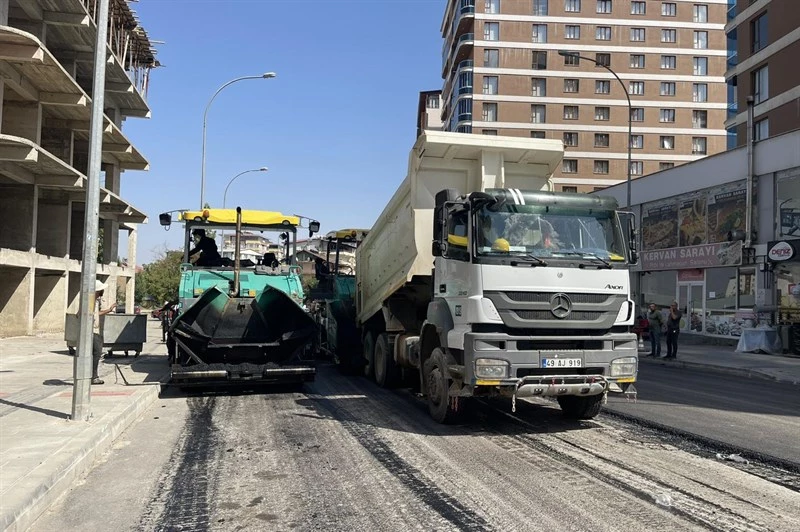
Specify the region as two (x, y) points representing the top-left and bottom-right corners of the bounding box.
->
(33, 365), (800, 532)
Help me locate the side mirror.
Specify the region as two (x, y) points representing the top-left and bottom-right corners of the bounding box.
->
(159, 213), (171, 227)
(618, 211), (638, 264)
(309, 220), (321, 237)
(432, 241), (443, 257)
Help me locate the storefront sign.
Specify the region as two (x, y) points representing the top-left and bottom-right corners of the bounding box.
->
(767, 240), (799, 262)
(678, 269), (704, 282)
(641, 241), (743, 271)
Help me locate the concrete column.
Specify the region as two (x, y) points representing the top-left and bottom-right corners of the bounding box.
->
(102, 164), (120, 264)
(480, 151), (505, 190)
(126, 226), (137, 312)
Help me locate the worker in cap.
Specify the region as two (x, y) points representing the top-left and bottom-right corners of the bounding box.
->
(189, 228), (222, 267)
(86, 279), (116, 385)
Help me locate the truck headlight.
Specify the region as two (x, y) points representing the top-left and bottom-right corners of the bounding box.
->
(475, 358), (509, 379)
(610, 357), (637, 377)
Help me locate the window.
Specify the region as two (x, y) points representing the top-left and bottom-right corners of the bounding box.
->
(693, 31), (708, 49)
(426, 94), (440, 108)
(593, 186), (606, 191)
(631, 1), (646, 15)
(564, 105), (579, 119)
(752, 13), (767, 52)
(693, 57), (708, 75)
(594, 160), (609, 174)
(483, 76), (499, 95)
(485, 0), (500, 13)
(562, 185), (578, 193)
(630, 161), (643, 175)
(482, 129), (498, 135)
(754, 118), (769, 141)
(631, 108), (644, 122)
(661, 55), (676, 69)
(595, 80), (610, 94)
(531, 104), (546, 123)
(660, 82), (676, 96)
(532, 24), (547, 43)
(564, 78), (579, 93)
(659, 162), (675, 170)
(565, 25), (581, 40)
(753, 65), (768, 104)
(630, 134), (644, 148)
(563, 159), (578, 173)
(662, 29), (676, 43)
(595, 106), (610, 120)
(458, 71), (473, 94)
(693, 4), (708, 23)
(563, 132), (579, 146)
(630, 54), (645, 68)
(692, 83), (708, 102)
(596, 53), (611, 67)
(660, 135), (675, 149)
(692, 110), (708, 129)
(660, 108), (676, 122)
(631, 28), (645, 42)
(662, 2), (676, 16)
(483, 103), (498, 122)
(531, 77), (546, 96)
(484, 22), (499, 41)
(596, 26), (611, 40)
(531, 130), (546, 138)
(597, 0), (612, 14)
(692, 137), (707, 155)
(565, 0), (581, 13)
(594, 133), (610, 147)
(532, 50), (547, 69)
(629, 81), (644, 95)
(564, 53), (580, 66)
(484, 49), (499, 68)
(533, 0), (549, 14)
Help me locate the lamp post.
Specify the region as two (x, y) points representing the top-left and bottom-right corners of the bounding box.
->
(223, 167), (269, 209)
(558, 51), (632, 210)
(200, 72), (276, 209)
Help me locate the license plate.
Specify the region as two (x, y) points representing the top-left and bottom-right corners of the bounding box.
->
(541, 358), (582, 368)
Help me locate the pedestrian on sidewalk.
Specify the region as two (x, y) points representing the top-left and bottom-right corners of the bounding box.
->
(647, 303), (664, 358)
(665, 301), (682, 359)
(83, 280), (116, 385)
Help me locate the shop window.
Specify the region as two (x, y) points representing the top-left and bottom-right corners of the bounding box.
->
(641, 271), (677, 310)
(705, 266), (738, 335)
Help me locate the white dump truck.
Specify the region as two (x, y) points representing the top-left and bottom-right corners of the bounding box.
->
(351, 131), (639, 423)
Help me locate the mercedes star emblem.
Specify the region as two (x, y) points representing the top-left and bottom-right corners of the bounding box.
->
(550, 293), (572, 319)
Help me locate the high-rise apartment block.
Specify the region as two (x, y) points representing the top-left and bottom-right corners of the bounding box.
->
(440, 0), (730, 192)
(725, 0), (799, 147)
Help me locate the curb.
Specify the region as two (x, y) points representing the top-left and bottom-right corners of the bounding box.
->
(638, 355), (800, 386)
(1, 383), (163, 532)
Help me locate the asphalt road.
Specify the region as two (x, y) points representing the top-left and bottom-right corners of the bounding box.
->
(32, 365), (800, 532)
(605, 362), (800, 466)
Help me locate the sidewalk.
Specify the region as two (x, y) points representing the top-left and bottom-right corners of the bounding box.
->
(638, 337), (800, 385)
(0, 319), (168, 532)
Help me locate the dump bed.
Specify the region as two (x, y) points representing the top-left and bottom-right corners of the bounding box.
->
(355, 131), (564, 325)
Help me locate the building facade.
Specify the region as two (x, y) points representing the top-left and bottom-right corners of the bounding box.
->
(0, 0), (158, 337)
(725, 0), (800, 147)
(417, 90), (444, 137)
(440, 0), (730, 192)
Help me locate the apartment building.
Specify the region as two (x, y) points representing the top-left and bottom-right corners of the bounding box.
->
(417, 90), (444, 137)
(725, 0), (800, 146)
(0, 0), (157, 337)
(440, 0), (730, 192)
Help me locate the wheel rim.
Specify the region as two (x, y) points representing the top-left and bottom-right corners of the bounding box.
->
(428, 366), (444, 407)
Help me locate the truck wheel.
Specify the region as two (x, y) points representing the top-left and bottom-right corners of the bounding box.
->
(424, 348), (462, 424)
(373, 333), (399, 388)
(362, 331), (375, 380)
(557, 394), (603, 420)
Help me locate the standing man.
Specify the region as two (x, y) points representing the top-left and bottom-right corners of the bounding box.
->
(665, 301), (683, 359)
(89, 279), (116, 385)
(647, 303), (664, 358)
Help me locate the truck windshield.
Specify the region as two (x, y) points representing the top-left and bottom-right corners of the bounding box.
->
(475, 205), (627, 263)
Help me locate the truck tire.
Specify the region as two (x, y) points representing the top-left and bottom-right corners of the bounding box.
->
(424, 348), (463, 424)
(362, 331), (376, 380)
(557, 394), (603, 420)
(373, 333), (399, 388)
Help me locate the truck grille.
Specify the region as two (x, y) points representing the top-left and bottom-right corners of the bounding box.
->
(514, 310), (602, 321)
(504, 292), (610, 304)
(484, 291), (626, 330)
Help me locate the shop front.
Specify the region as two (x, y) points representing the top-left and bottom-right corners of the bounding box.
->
(769, 239), (800, 354)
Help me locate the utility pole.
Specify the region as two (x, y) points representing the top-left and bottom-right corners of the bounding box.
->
(72, 0), (110, 421)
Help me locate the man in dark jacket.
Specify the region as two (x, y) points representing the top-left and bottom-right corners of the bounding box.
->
(665, 301), (683, 358)
(647, 303), (664, 358)
(189, 229), (221, 266)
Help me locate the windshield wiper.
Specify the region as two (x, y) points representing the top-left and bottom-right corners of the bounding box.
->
(510, 254), (548, 267)
(556, 251), (612, 269)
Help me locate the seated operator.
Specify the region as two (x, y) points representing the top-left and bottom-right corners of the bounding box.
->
(189, 228), (221, 267)
(314, 257), (331, 280)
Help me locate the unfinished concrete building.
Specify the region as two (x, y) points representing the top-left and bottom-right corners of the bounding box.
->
(0, 0), (158, 337)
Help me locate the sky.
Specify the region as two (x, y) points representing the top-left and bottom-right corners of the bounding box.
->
(121, 0), (446, 263)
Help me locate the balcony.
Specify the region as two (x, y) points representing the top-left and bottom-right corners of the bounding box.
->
(727, 2), (736, 21)
(442, 33), (475, 77)
(727, 102), (738, 119)
(442, 1), (476, 66)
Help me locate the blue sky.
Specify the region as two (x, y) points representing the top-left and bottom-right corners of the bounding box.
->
(122, 0), (446, 263)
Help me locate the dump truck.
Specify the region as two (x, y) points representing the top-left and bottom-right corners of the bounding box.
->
(158, 207), (321, 386)
(351, 131), (640, 422)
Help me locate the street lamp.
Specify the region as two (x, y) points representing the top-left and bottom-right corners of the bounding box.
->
(223, 167), (269, 209)
(200, 72), (277, 209)
(558, 51), (632, 210)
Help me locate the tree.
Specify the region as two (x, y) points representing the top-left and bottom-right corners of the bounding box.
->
(134, 248), (183, 305)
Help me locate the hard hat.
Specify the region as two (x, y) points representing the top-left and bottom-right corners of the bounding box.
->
(95, 279), (107, 292)
(491, 238), (510, 253)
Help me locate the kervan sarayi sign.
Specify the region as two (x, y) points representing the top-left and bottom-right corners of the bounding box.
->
(641, 241), (743, 271)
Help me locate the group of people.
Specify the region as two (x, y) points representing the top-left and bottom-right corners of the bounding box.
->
(645, 301), (683, 359)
